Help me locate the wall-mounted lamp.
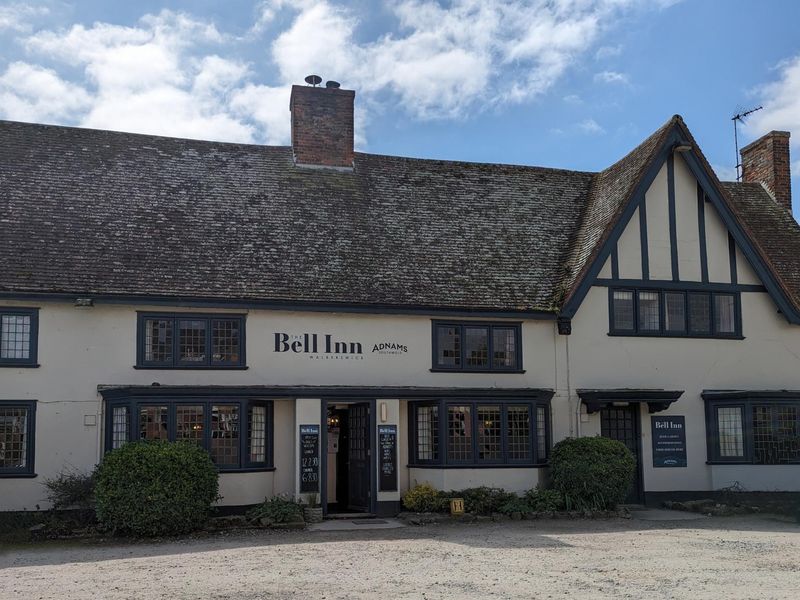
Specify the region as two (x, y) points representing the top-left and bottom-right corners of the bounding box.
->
(74, 298), (94, 308)
(674, 144), (692, 153)
(380, 402), (388, 423)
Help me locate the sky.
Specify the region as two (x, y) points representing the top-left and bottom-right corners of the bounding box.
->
(1, 0), (799, 210)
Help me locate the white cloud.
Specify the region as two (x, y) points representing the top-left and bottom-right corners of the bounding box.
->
(0, 3), (48, 32)
(0, 62), (92, 123)
(563, 94), (582, 104)
(577, 118), (605, 135)
(594, 70), (630, 85)
(595, 44), (622, 60)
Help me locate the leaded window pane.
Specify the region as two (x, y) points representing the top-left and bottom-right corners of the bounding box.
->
(416, 405), (439, 461)
(492, 328), (517, 369)
(688, 293), (711, 334)
(464, 327), (489, 368)
(0, 407), (28, 468)
(717, 407), (744, 458)
(537, 406), (548, 461)
(248, 405), (266, 463)
(664, 292), (686, 333)
(507, 406), (531, 460)
(0, 315), (31, 359)
(436, 326), (460, 368)
(477, 406), (502, 460)
(139, 405), (168, 440)
(447, 406), (472, 461)
(212, 319), (240, 364)
(211, 405), (239, 467)
(752, 405), (800, 464)
(612, 290), (634, 331)
(179, 319), (207, 363)
(715, 294), (736, 334)
(638, 291), (660, 331)
(177, 405), (204, 445)
(112, 406), (129, 449)
(144, 318), (172, 363)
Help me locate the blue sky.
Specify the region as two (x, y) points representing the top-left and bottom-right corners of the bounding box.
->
(1, 1), (799, 209)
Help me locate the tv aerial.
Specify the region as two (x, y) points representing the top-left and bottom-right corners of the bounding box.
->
(732, 106), (763, 181)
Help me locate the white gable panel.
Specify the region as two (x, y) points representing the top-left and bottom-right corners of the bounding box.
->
(645, 162), (671, 279)
(735, 245), (761, 285)
(704, 199), (731, 283)
(598, 256), (612, 278)
(674, 155), (702, 281)
(616, 206), (642, 279)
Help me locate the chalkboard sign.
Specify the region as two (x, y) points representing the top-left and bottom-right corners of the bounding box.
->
(378, 424), (398, 492)
(651, 416), (687, 468)
(299, 424), (320, 493)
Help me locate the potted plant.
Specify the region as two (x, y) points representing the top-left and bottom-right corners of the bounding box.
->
(302, 493), (323, 523)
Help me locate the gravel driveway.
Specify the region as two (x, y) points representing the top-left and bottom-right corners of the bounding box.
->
(1, 514), (799, 599)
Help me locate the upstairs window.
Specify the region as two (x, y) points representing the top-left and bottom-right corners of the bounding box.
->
(432, 321), (522, 372)
(137, 313), (246, 368)
(0, 308), (39, 367)
(610, 289), (740, 339)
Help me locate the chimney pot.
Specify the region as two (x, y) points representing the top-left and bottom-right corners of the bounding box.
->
(289, 81), (355, 169)
(740, 130), (792, 213)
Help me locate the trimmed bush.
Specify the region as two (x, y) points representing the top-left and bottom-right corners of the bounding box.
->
(402, 483), (449, 512)
(460, 487), (516, 515)
(43, 468), (95, 511)
(497, 495), (531, 515)
(525, 488), (566, 512)
(550, 436), (636, 510)
(247, 495), (304, 524)
(94, 440), (219, 536)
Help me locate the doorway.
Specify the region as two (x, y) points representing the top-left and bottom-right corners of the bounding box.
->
(324, 402), (372, 514)
(600, 404), (644, 504)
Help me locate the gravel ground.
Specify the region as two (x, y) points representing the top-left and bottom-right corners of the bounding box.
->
(1, 514), (799, 599)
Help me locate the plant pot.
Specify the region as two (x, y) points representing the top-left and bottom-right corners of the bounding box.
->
(303, 506), (323, 523)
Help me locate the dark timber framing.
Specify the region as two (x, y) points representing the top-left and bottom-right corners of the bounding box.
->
(561, 122), (800, 324)
(611, 245), (620, 280)
(667, 154), (679, 281)
(697, 184), (709, 283)
(728, 233), (738, 285)
(639, 197), (650, 280)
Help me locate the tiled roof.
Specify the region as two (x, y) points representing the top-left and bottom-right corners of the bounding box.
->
(1, 117), (798, 315)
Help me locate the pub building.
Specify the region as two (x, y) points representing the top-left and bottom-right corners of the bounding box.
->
(2, 78), (800, 515)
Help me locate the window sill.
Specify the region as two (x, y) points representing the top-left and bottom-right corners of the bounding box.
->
(706, 461), (800, 466)
(0, 472), (37, 478)
(133, 365), (249, 370)
(0, 363), (40, 368)
(407, 463), (547, 469)
(608, 333), (744, 340)
(429, 368), (526, 374)
(217, 466), (276, 474)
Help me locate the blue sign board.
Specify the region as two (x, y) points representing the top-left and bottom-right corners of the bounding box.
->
(651, 416), (687, 468)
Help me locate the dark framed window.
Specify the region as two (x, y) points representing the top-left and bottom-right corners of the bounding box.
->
(0, 400), (36, 477)
(705, 397), (800, 464)
(609, 288), (741, 339)
(0, 308), (39, 367)
(431, 321), (522, 372)
(137, 313), (246, 368)
(105, 397), (272, 472)
(409, 399), (549, 467)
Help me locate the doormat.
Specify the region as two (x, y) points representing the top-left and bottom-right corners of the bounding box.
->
(352, 519), (388, 525)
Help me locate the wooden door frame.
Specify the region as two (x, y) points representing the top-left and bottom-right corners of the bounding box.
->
(600, 403), (645, 504)
(320, 398), (377, 516)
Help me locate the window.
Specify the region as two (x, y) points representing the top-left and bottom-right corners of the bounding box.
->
(410, 400), (549, 466)
(0, 401), (36, 476)
(706, 397), (800, 464)
(137, 313), (246, 368)
(0, 308), (38, 367)
(105, 398), (271, 471)
(610, 289), (740, 338)
(432, 322), (522, 372)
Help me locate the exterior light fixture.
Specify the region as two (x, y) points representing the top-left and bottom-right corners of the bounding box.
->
(74, 298), (94, 307)
(380, 402), (388, 423)
(674, 144), (692, 153)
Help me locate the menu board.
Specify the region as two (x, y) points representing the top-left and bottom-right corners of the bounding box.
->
(651, 416), (687, 468)
(299, 424), (320, 493)
(378, 425), (398, 492)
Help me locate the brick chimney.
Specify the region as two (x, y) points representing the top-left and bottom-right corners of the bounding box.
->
(290, 79), (354, 169)
(740, 130), (792, 212)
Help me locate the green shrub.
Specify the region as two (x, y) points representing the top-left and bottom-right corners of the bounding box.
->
(247, 495), (304, 524)
(459, 487), (516, 515)
(550, 437), (635, 510)
(94, 440), (219, 536)
(497, 495), (532, 515)
(524, 488), (566, 512)
(402, 483), (449, 512)
(43, 468), (95, 511)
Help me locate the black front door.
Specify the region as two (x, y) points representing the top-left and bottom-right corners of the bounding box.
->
(347, 403), (370, 512)
(600, 404), (643, 504)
